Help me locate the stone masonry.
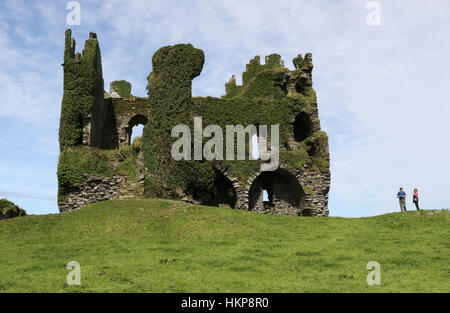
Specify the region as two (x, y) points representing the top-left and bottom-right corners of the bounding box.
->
(59, 174), (143, 212)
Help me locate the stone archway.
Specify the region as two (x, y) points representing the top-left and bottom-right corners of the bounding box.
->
(200, 164), (241, 209)
(248, 168), (305, 215)
(126, 114), (148, 146)
(207, 169), (238, 208)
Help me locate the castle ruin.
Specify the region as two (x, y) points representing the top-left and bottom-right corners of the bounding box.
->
(57, 29), (331, 216)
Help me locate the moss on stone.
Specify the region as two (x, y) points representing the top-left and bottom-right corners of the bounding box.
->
(57, 146), (112, 202)
(132, 136), (143, 152)
(112, 98), (150, 117)
(57, 144), (145, 203)
(111, 80), (132, 99)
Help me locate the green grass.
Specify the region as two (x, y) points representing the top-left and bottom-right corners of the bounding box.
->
(0, 199), (448, 292)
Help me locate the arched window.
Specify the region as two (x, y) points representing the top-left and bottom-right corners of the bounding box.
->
(126, 114), (148, 145)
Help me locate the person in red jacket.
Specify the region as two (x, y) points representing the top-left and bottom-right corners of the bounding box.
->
(413, 188), (420, 210)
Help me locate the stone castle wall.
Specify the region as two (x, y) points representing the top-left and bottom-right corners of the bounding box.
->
(59, 174), (143, 213)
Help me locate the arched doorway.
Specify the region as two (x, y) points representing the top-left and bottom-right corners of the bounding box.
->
(248, 168), (305, 215)
(207, 170), (237, 208)
(126, 114), (148, 146)
(190, 169), (237, 208)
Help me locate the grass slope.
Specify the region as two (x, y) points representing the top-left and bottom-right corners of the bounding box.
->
(0, 199), (448, 292)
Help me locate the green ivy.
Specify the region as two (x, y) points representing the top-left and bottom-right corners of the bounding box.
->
(111, 80), (132, 99)
(57, 34), (329, 206)
(57, 146), (112, 202)
(59, 29), (102, 151)
(143, 44), (211, 199)
(142, 44), (330, 200)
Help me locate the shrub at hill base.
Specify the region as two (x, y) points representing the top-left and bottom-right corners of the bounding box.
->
(0, 199), (26, 220)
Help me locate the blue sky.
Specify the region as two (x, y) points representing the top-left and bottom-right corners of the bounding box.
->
(0, 0), (449, 217)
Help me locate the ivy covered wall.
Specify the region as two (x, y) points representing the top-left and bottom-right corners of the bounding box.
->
(142, 44), (330, 214)
(59, 30), (104, 150)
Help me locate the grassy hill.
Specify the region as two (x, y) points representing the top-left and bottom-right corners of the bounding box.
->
(0, 199), (448, 292)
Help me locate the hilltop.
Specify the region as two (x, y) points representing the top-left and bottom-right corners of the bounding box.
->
(0, 199), (448, 292)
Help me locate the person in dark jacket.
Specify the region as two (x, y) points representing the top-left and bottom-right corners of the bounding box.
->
(397, 187), (407, 212)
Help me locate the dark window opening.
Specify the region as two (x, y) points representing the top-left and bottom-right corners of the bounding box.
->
(293, 112), (312, 142)
(306, 141), (318, 157)
(295, 79), (308, 94)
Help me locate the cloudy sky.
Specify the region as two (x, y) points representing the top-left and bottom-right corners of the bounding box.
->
(0, 0), (449, 217)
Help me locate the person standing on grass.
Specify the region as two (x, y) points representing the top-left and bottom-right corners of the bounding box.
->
(413, 188), (420, 210)
(397, 187), (407, 212)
